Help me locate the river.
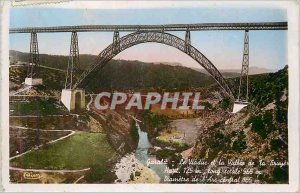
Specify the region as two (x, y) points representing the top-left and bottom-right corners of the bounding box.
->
(114, 122), (168, 183)
(135, 122), (168, 183)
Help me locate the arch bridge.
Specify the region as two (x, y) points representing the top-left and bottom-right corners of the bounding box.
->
(9, 22), (288, 112)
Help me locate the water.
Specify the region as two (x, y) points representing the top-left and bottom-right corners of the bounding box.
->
(134, 122), (169, 183)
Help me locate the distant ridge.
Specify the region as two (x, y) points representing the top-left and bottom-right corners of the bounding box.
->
(9, 50), (276, 79)
(9, 50), (215, 92)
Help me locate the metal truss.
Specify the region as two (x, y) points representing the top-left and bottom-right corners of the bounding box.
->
(73, 31), (234, 98)
(185, 30), (191, 54)
(65, 31), (80, 89)
(237, 30), (250, 102)
(10, 22), (287, 33)
(27, 32), (39, 78)
(113, 31), (121, 54)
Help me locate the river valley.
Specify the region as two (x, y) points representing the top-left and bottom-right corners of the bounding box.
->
(114, 122), (169, 183)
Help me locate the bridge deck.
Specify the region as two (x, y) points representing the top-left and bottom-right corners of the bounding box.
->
(10, 22), (287, 33)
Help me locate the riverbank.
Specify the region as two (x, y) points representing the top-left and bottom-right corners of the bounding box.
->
(114, 153), (160, 184)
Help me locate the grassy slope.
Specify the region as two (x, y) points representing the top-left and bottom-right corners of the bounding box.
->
(10, 99), (65, 116)
(11, 132), (116, 171)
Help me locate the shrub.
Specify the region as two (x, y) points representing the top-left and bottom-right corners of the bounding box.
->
(130, 121), (139, 145)
(251, 115), (267, 138)
(202, 101), (213, 110)
(270, 139), (284, 151)
(220, 97), (232, 110)
(141, 110), (168, 129)
(208, 131), (227, 149)
(272, 166), (288, 182)
(246, 111), (278, 139)
(130, 173), (134, 181)
(212, 120), (225, 129)
(86, 164), (105, 182)
(263, 111), (276, 131)
(232, 131), (247, 152)
(244, 115), (255, 127)
(156, 149), (176, 160)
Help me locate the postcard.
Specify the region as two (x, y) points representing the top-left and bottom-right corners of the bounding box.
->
(0, 1), (299, 192)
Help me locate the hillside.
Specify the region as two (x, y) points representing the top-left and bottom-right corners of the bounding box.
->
(10, 50), (95, 71)
(9, 50), (215, 92)
(85, 60), (214, 92)
(192, 66), (276, 78)
(224, 66), (287, 107)
(187, 67), (288, 184)
(141, 66), (288, 184)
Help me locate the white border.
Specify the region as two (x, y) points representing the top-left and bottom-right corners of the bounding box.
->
(1, 1), (299, 192)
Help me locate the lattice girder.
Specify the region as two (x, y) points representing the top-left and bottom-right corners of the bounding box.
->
(73, 31), (234, 98)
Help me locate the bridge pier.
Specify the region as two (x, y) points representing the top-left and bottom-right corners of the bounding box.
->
(24, 77), (43, 86)
(60, 31), (85, 112)
(232, 101), (248, 113)
(113, 31), (120, 54)
(232, 30), (250, 114)
(185, 29), (191, 54)
(61, 89), (85, 112)
(25, 32), (43, 86)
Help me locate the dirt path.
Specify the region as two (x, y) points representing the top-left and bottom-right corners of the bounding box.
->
(9, 167), (90, 173)
(10, 126), (75, 160)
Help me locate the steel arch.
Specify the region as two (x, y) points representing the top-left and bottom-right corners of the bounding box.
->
(74, 31), (234, 98)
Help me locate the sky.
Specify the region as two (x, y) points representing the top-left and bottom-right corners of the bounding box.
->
(9, 6), (287, 70)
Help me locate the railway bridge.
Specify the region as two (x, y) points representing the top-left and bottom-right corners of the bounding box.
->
(9, 22), (288, 113)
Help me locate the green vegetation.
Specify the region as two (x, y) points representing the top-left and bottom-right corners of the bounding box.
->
(270, 139), (284, 151)
(10, 132), (116, 182)
(9, 66), (66, 90)
(220, 66), (288, 107)
(232, 131), (247, 152)
(275, 91), (288, 124)
(250, 115), (265, 137)
(141, 110), (169, 129)
(245, 111), (277, 139)
(212, 120), (225, 129)
(156, 149), (182, 169)
(208, 130), (228, 149)
(156, 149), (176, 160)
(219, 97), (232, 110)
(272, 166), (288, 182)
(250, 67), (288, 107)
(87, 60), (214, 92)
(10, 50), (215, 92)
(155, 138), (189, 152)
(11, 98), (64, 116)
(202, 101), (213, 110)
(130, 121), (139, 146)
(10, 50), (95, 71)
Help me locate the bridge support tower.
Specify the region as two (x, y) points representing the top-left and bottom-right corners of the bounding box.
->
(233, 30), (250, 113)
(25, 32), (43, 86)
(113, 31), (121, 54)
(185, 29), (191, 54)
(61, 31), (85, 112)
(61, 89), (85, 112)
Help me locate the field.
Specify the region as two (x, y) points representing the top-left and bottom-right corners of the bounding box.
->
(10, 132), (117, 182)
(10, 127), (71, 157)
(10, 99), (65, 116)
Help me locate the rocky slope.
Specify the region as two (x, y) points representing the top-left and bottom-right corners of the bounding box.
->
(183, 67), (289, 184)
